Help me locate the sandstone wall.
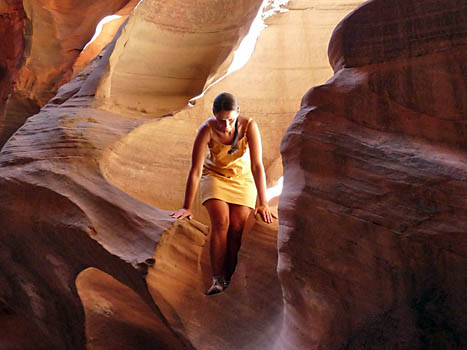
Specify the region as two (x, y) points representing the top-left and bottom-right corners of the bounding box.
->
(2, 0), (465, 349)
(0, 0), (27, 145)
(278, 0), (467, 348)
(0, 0), (133, 148)
(99, 0), (366, 224)
(0, 0), (279, 348)
(94, 0), (264, 116)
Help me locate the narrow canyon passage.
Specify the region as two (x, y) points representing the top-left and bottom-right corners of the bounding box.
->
(0, 0), (465, 349)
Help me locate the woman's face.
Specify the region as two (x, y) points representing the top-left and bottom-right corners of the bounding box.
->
(214, 109), (238, 133)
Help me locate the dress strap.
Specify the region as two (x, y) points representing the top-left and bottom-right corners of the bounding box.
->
(245, 118), (253, 134)
(205, 119), (213, 136)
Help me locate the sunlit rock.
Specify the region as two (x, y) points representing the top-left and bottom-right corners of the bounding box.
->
(2, 0), (465, 348)
(147, 214), (283, 350)
(99, 0), (366, 224)
(0, 0), (276, 348)
(94, 0), (264, 116)
(72, 0), (139, 77)
(0, 0), (134, 148)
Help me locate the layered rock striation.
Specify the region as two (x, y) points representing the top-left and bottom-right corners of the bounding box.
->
(94, 0), (264, 116)
(3, 0), (466, 349)
(0, 0), (134, 148)
(279, 0), (467, 348)
(0, 87), (190, 348)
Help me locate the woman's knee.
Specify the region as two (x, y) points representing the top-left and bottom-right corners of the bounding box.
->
(229, 207), (250, 233)
(229, 217), (246, 234)
(211, 215), (229, 232)
(205, 199), (230, 232)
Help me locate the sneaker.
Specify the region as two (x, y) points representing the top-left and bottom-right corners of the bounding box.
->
(206, 278), (224, 295)
(221, 278), (231, 289)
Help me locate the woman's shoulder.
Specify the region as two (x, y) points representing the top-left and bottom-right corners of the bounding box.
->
(200, 117), (214, 128)
(238, 115), (254, 128)
(241, 115), (256, 130)
(204, 117), (216, 129)
(196, 120), (212, 141)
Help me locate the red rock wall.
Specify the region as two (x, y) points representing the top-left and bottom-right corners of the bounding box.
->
(0, 1), (26, 125)
(0, 101), (192, 349)
(278, 0), (467, 349)
(0, 23), (191, 350)
(98, 0), (365, 226)
(2, 0), (466, 349)
(0, 1), (274, 348)
(0, 0), (133, 148)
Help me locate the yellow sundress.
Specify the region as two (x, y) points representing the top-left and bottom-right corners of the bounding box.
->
(199, 118), (257, 209)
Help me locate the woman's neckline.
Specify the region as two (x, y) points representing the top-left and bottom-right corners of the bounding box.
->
(208, 117), (248, 146)
(210, 133), (247, 146)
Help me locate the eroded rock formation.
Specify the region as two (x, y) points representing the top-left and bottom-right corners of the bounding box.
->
(0, 0), (279, 348)
(99, 0), (365, 224)
(0, 1), (24, 99)
(94, 0), (264, 116)
(0, 0), (27, 142)
(0, 95), (188, 348)
(72, 0), (139, 77)
(2, 0), (466, 349)
(0, 0), (134, 148)
(279, 0), (467, 348)
(77, 268), (187, 350)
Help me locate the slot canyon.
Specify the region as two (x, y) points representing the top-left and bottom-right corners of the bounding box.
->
(0, 0), (466, 349)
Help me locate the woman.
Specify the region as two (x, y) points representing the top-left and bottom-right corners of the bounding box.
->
(170, 92), (276, 295)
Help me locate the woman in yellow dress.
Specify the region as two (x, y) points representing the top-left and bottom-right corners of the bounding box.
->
(170, 92), (275, 295)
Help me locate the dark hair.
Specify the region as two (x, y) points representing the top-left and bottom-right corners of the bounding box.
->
(212, 92), (239, 113)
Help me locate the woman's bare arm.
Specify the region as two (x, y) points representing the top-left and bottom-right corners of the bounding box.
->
(170, 123), (210, 219)
(247, 120), (276, 223)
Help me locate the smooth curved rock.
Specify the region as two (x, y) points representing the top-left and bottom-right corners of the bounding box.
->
(99, 0), (366, 223)
(147, 214), (282, 350)
(278, 0), (467, 348)
(0, 52), (196, 348)
(18, 0), (132, 104)
(72, 0), (139, 77)
(0, 0), (134, 148)
(0, 108), (190, 349)
(0, 1), (281, 348)
(77, 267), (187, 349)
(94, 0), (264, 116)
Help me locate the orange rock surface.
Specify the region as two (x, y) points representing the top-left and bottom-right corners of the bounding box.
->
(1, 0), (466, 349)
(279, 0), (467, 348)
(77, 268), (187, 350)
(94, 0), (264, 116)
(72, 0), (139, 77)
(0, 0), (133, 147)
(0, 0), (276, 348)
(99, 0), (365, 224)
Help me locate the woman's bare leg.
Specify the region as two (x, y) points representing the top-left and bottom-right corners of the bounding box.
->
(204, 199), (230, 278)
(225, 204), (252, 282)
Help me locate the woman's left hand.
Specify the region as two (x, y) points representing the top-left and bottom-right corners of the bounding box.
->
(254, 205), (277, 224)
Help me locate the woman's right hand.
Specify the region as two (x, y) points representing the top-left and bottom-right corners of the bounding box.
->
(169, 208), (193, 220)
